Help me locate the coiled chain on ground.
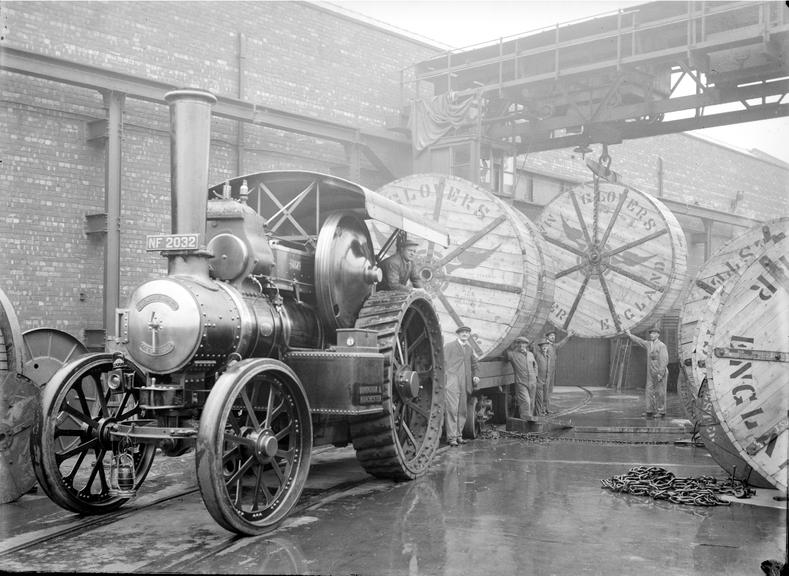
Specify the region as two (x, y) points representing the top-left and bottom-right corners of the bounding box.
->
(600, 465), (755, 506)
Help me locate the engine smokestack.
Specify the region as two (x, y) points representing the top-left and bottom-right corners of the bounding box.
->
(163, 89), (217, 278)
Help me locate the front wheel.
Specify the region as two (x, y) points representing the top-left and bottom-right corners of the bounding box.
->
(196, 359), (312, 535)
(31, 353), (156, 514)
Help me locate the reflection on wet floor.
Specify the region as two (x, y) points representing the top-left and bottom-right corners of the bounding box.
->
(0, 389), (785, 575)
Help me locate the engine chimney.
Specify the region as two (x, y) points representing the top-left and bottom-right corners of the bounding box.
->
(163, 89), (217, 278)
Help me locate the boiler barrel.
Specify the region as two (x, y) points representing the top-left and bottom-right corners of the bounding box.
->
(537, 180), (687, 338)
(374, 173), (554, 359)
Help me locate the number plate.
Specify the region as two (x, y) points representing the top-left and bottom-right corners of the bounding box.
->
(145, 233), (200, 252)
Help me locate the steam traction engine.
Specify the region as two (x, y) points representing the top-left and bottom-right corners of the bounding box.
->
(31, 90), (450, 535)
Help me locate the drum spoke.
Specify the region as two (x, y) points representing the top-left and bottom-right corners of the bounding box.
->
(607, 263), (666, 292)
(445, 275), (523, 293)
(598, 273), (622, 332)
(433, 290), (483, 356)
(569, 189), (593, 247)
(598, 187), (629, 251)
(555, 262), (585, 280)
(431, 214), (507, 270)
(563, 273), (591, 331)
(604, 228), (668, 258)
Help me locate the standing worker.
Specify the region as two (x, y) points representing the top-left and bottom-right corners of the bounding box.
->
(504, 336), (537, 419)
(378, 236), (423, 291)
(624, 325), (669, 418)
(543, 328), (574, 414)
(533, 339), (550, 416)
(443, 326), (480, 446)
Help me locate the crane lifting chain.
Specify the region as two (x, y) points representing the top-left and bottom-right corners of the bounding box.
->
(600, 465), (755, 506)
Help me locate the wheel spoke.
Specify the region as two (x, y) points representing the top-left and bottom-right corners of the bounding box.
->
(399, 419), (418, 451)
(251, 466), (265, 511)
(225, 454), (256, 487)
(55, 436), (98, 464)
(406, 332), (427, 360)
(115, 392), (140, 422)
(95, 380), (109, 416)
(113, 390), (133, 419)
(60, 402), (93, 427)
(82, 447), (107, 494)
(263, 384), (276, 428)
(64, 448), (90, 483)
(240, 388), (261, 430)
(274, 421), (293, 441)
(224, 432), (256, 449)
(403, 398), (429, 420)
(75, 384), (95, 421)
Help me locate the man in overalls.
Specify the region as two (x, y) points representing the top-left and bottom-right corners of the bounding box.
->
(624, 325), (669, 418)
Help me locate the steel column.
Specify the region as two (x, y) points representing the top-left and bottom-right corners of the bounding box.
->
(102, 90), (124, 340)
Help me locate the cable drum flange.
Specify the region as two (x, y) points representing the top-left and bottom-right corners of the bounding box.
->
(688, 279), (772, 488)
(374, 173), (554, 358)
(678, 217), (789, 423)
(705, 240), (789, 492)
(538, 181), (687, 337)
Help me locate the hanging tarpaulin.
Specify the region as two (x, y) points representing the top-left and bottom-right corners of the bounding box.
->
(410, 93), (475, 153)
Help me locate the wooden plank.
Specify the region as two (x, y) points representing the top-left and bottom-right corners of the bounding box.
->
(375, 174), (554, 358)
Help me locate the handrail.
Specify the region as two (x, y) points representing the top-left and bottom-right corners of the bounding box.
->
(404, 1), (781, 94)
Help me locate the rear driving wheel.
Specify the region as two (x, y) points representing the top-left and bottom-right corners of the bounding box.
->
(351, 289), (444, 480)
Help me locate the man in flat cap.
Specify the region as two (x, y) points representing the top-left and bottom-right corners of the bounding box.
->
(378, 235), (423, 292)
(443, 325), (479, 446)
(504, 336), (537, 419)
(624, 325), (669, 418)
(540, 328), (574, 415)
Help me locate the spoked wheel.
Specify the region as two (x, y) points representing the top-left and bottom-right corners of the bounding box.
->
(351, 289), (445, 480)
(196, 358), (312, 535)
(31, 353), (156, 514)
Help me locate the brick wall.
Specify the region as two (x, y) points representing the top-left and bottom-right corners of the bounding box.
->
(0, 1), (439, 339)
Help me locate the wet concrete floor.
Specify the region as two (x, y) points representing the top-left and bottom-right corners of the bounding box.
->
(0, 388), (785, 575)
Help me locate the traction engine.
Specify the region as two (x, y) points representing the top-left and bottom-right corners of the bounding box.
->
(31, 89), (449, 535)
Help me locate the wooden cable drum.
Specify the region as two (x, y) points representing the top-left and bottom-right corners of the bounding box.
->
(704, 240), (789, 492)
(688, 277), (772, 488)
(374, 174), (554, 359)
(678, 218), (788, 423)
(538, 180), (686, 337)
